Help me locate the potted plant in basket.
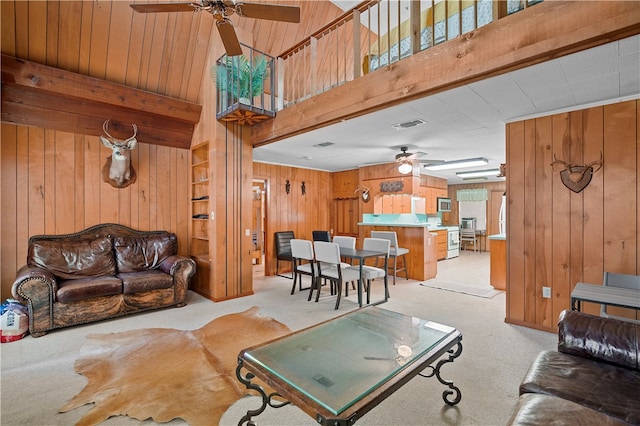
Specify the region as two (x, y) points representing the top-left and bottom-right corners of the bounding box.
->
(215, 54), (268, 106)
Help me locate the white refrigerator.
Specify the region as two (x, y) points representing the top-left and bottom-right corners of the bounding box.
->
(499, 192), (506, 234)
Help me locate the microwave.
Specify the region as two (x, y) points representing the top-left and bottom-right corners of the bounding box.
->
(437, 197), (452, 212)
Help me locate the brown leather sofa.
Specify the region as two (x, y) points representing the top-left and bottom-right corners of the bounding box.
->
(12, 223), (196, 337)
(508, 309), (640, 425)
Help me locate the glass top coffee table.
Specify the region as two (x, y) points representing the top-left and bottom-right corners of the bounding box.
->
(236, 306), (463, 426)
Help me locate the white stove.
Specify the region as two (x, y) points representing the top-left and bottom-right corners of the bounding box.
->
(445, 226), (460, 259)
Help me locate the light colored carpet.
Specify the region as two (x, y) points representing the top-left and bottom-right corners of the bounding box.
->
(1, 252), (556, 426)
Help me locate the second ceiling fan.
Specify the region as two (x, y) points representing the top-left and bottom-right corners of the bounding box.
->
(130, 1), (301, 56)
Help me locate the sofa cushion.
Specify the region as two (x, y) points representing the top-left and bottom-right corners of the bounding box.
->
(558, 309), (639, 370)
(57, 276), (122, 303)
(114, 233), (177, 273)
(507, 393), (628, 426)
(520, 350), (640, 424)
(28, 236), (116, 280)
(118, 270), (173, 294)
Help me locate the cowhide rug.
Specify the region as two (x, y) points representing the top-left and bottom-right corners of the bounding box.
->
(59, 307), (291, 426)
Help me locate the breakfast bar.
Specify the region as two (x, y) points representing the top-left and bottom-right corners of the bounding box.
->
(357, 223), (438, 281)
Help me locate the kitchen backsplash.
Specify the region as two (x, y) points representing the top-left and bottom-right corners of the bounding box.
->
(362, 213), (443, 226)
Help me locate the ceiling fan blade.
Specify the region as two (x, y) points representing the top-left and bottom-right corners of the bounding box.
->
(130, 3), (196, 13)
(415, 159), (445, 165)
(236, 2), (301, 23)
(216, 19), (243, 56)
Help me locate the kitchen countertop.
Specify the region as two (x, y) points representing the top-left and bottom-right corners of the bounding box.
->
(357, 223), (459, 230)
(357, 222), (429, 228)
(488, 233), (506, 240)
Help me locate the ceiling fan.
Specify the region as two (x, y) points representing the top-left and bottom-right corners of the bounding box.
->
(130, 1), (301, 56)
(394, 146), (444, 174)
(395, 146), (444, 165)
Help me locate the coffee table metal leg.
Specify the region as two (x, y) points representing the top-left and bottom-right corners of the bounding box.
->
(419, 340), (463, 406)
(236, 357), (291, 425)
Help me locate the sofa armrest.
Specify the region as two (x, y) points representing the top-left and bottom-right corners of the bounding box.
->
(12, 265), (57, 300)
(159, 255), (196, 302)
(558, 309), (639, 370)
(12, 265), (57, 337)
(159, 255), (194, 277)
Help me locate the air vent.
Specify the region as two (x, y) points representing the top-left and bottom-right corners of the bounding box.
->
(313, 142), (335, 148)
(392, 119), (426, 130)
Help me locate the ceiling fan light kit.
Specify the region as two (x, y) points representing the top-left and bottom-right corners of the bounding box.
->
(397, 161), (413, 175)
(456, 168), (501, 178)
(424, 157), (489, 171)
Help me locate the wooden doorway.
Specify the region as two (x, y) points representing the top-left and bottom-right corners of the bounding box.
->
(252, 179), (266, 276)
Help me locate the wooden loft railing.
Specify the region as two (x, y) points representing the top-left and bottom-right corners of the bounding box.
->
(275, 0), (543, 110)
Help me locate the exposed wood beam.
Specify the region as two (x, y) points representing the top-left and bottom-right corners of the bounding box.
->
(252, 1), (640, 147)
(1, 55), (201, 149)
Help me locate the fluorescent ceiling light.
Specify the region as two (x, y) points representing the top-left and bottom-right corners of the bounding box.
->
(456, 169), (501, 178)
(398, 161), (413, 175)
(424, 157), (488, 171)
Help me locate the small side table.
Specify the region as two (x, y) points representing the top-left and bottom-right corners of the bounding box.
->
(570, 282), (640, 312)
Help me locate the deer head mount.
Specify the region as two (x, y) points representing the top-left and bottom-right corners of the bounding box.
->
(100, 120), (138, 188)
(354, 185), (371, 203)
(551, 152), (603, 193)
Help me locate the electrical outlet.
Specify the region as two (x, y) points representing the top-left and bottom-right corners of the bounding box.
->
(542, 287), (551, 298)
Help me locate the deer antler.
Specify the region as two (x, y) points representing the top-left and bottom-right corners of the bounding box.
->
(585, 151), (603, 173)
(103, 120), (137, 142)
(550, 154), (571, 172)
(354, 185), (370, 194)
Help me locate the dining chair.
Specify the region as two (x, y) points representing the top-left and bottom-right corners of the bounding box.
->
(290, 239), (317, 295)
(460, 217), (478, 252)
(312, 230), (331, 242)
(312, 241), (361, 309)
(371, 231), (409, 285)
(355, 237), (391, 304)
(274, 231), (295, 278)
(600, 271), (640, 323)
(332, 235), (357, 294)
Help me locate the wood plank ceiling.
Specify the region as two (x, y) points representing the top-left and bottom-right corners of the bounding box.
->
(0, 0), (345, 147)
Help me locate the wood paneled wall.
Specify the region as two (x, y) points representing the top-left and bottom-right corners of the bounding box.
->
(253, 162), (333, 276)
(505, 99), (639, 331)
(0, 123), (190, 300)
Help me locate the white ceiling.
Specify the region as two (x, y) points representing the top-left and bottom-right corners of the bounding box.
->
(253, 35), (640, 184)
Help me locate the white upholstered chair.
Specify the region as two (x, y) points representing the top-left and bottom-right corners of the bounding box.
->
(332, 235), (357, 293)
(312, 241), (360, 309)
(290, 239), (316, 295)
(371, 231), (408, 285)
(353, 237), (390, 304)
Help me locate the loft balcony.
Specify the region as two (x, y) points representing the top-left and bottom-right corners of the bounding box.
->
(275, 0), (543, 110)
(215, 0), (543, 125)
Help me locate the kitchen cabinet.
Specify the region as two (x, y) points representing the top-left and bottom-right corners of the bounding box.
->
(488, 235), (506, 290)
(424, 187), (449, 214)
(436, 230), (448, 260)
(375, 194), (412, 214)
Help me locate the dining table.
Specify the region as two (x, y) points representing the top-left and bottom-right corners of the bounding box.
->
(338, 247), (389, 308)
